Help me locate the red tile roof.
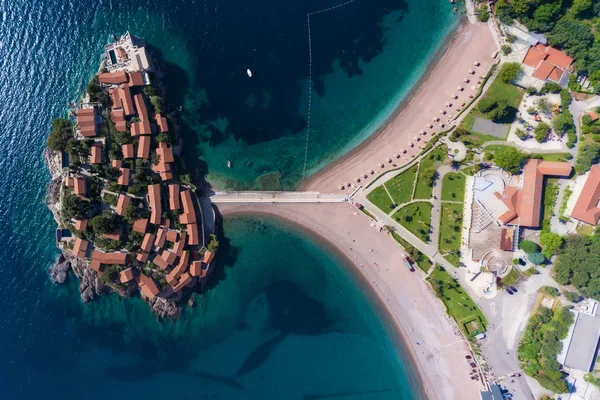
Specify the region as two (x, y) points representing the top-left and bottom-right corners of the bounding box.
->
(109, 88), (121, 110)
(128, 71), (144, 87)
(98, 71), (128, 85)
(90, 144), (102, 164)
(132, 218), (148, 234)
(122, 143), (135, 159)
(166, 230), (179, 242)
(134, 93), (149, 121)
(116, 194), (130, 216)
(499, 159), (572, 227)
(137, 274), (160, 299)
(141, 233), (155, 253)
(74, 177), (86, 196)
(137, 135), (150, 159)
(111, 159), (122, 169)
(172, 273), (192, 293)
(153, 253), (170, 270)
(74, 219), (88, 231)
(91, 251), (128, 265)
(118, 85), (135, 116)
(571, 165), (600, 225)
(190, 261), (202, 277)
(154, 227), (167, 248)
(169, 184), (180, 210)
(157, 142), (174, 163)
(148, 184), (162, 225)
(73, 237), (89, 258)
(187, 223), (199, 246)
(202, 250), (214, 264)
(136, 251), (149, 263)
(155, 114), (168, 133)
(117, 168), (130, 186)
(173, 233), (187, 256)
(119, 268), (134, 283)
(588, 111), (599, 122)
(523, 43), (573, 83)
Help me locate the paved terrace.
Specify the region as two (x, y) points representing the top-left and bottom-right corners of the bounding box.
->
(210, 191), (348, 204)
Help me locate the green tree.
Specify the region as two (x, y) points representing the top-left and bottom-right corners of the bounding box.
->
(47, 118), (73, 152)
(552, 113), (574, 135)
(540, 232), (564, 258)
(520, 240), (540, 253)
(528, 252), (546, 265)
(494, 147), (524, 174)
(498, 62), (521, 83)
(564, 290), (583, 303)
(534, 122), (550, 142)
(89, 210), (120, 235)
(536, 98), (552, 114)
(575, 143), (600, 173)
(572, 0), (592, 17)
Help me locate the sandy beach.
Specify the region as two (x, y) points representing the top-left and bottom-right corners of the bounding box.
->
(304, 22), (496, 193)
(218, 203), (483, 400)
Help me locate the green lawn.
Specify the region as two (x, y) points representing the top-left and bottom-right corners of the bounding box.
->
(501, 268), (520, 287)
(439, 203), (463, 267)
(392, 202), (432, 243)
(366, 185), (395, 213)
(485, 144), (571, 162)
(414, 145), (447, 200)
(389, 230), (433, 273)
(428, 267), (488, 335)
(441, 172), (466, 202)
(386, 165), (417, 204)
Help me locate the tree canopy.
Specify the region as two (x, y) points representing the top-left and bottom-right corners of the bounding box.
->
(494, 147), (525, 174)
(47, 118), (73, 152)
(498, 62), (522, 83)
(534, 122), (550, 142)
(554, 233), (600, 299)
(540, 232), (564, 258)
(575, 143), (600, 174)
(520, 240), (540, 253)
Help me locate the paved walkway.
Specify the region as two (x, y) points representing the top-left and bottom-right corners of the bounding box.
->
(211, 191), (347, 204)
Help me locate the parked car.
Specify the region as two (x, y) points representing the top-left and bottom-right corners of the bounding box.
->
(509, 286), (518, 293)
(506, 288), (514, 295)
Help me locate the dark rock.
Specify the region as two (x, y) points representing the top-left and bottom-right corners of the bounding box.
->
(48, 253), (71, 284)
(145, 296), (182, 319)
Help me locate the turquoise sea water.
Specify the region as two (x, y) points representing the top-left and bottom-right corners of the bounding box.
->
(0, 0), (457, 397)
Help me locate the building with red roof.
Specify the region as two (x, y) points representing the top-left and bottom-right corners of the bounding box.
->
(203, 250), (214, 264)
(187, 223), (199, 246)
(122, 143), (135, 159)
(73, 237), (89, 258)
(137, 135), (151, 159)
(132, 218), (148, 233)
(119, 268), (134, 283)
(154, 227), (167, 248)
(141, 233), (155, 253)
(77, 108), (98, 137)
(523, 43), (574, 85)
(118, 85), (135, 116)
(102, 230), (121, 241)
(173, 273), (192, 293)
(74, 219), (88, 231)
(152, 253), (170, 270)
(571, 165), (600, 225)
(136, 251), (149, 263)
(155, 114), (168, 133)
(98, 71), (128, 85)
(498, 159), (572, 227)
(169, 184), (180, 210)
(137, 274), (160, 299)
(74, 176), (87, 196)
(128, 71), (144, 87)
(134, 93), (149, 121)
(111, 159), (122, 169)
(148, 184), (162, 225)
(117, 168), (130, 186)
(89, 143), (102, 164)
(91, 251), (128, 265)
(116, 194), (130, 216)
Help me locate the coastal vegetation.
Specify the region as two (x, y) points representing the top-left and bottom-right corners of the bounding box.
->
(493, 147), (525, 174)
(428, 267), (487, 337)
(47, 118), (74, 152)
(575, 142), (600, 174)
(387, 228), (432, 273)
(554, 233), (600, 299)
(518, 305), (573, 394)
(393, 202), (432, 243)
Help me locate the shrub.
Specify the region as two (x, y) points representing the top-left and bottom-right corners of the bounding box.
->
(498, 62), (521, 83)
(534, 122), (550, 142)
(515, 128), (527, 140)
(47, 118), (73, 152)
(540, 232), (564, 258)
(494, 147), (525, 174)
(540, 286), (560, 297)
(501, 44), (512, 55)
(528, 252), (546, 265)
(564, 290), (582, 303)
(520, 240), (540, 253)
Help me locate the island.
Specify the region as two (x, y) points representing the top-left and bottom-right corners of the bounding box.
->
(45, 32), (218, 318)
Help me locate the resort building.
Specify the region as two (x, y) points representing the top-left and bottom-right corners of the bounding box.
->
(115, 194), (130, 216)
(137, 136), (150, 159)
(73, 238), (89, 258)
(76, 107), (99, 138)
(148, 184), (162, 225)
(132, 218), (148, 234)
(73, 176), (87, 196)
(559, 310), (600, 372)
(522, 43), (574, 86)
(122, 143), (134, 159)
(571, 165), (600, 225)
(103, 32), (151, 74)
(496, 160), (571, 228)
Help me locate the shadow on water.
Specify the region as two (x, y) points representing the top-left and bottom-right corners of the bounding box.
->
(235, 280), (339, 377)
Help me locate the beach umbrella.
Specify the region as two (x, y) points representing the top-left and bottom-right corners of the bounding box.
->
(369, 170), (374, 175)
(339, 185), (345, 190)
(468, 69), (474, 74)
(402, 149), (407, 154)
(445, 102), (450, 107)
(395, 153), (400, 159)
(453, 94), (458, 99)
(421, 129), (427, 135)
(457, 86), (463, 91)
(440, 109), (446, 115)
(463, 78), (470, 83)
(347, 182), (352, 187)
(387, 158), (392, 163)
(380, 163), (384, 168)
(440, 123), (446, 128)
(428, 123), (434, 129)
(469, 95), (474, 99)
(473, 61), (480, 66)
(409, 142), (414, 148)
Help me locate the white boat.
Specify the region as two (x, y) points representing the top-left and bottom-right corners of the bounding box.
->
(247, 68), (252, 77)
(227, 160), (232, 168)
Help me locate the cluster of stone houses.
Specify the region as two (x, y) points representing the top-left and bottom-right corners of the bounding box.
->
(63, 33), (214, 301)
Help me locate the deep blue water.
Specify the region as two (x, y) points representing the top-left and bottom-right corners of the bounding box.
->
(0, 0), (457, 398)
